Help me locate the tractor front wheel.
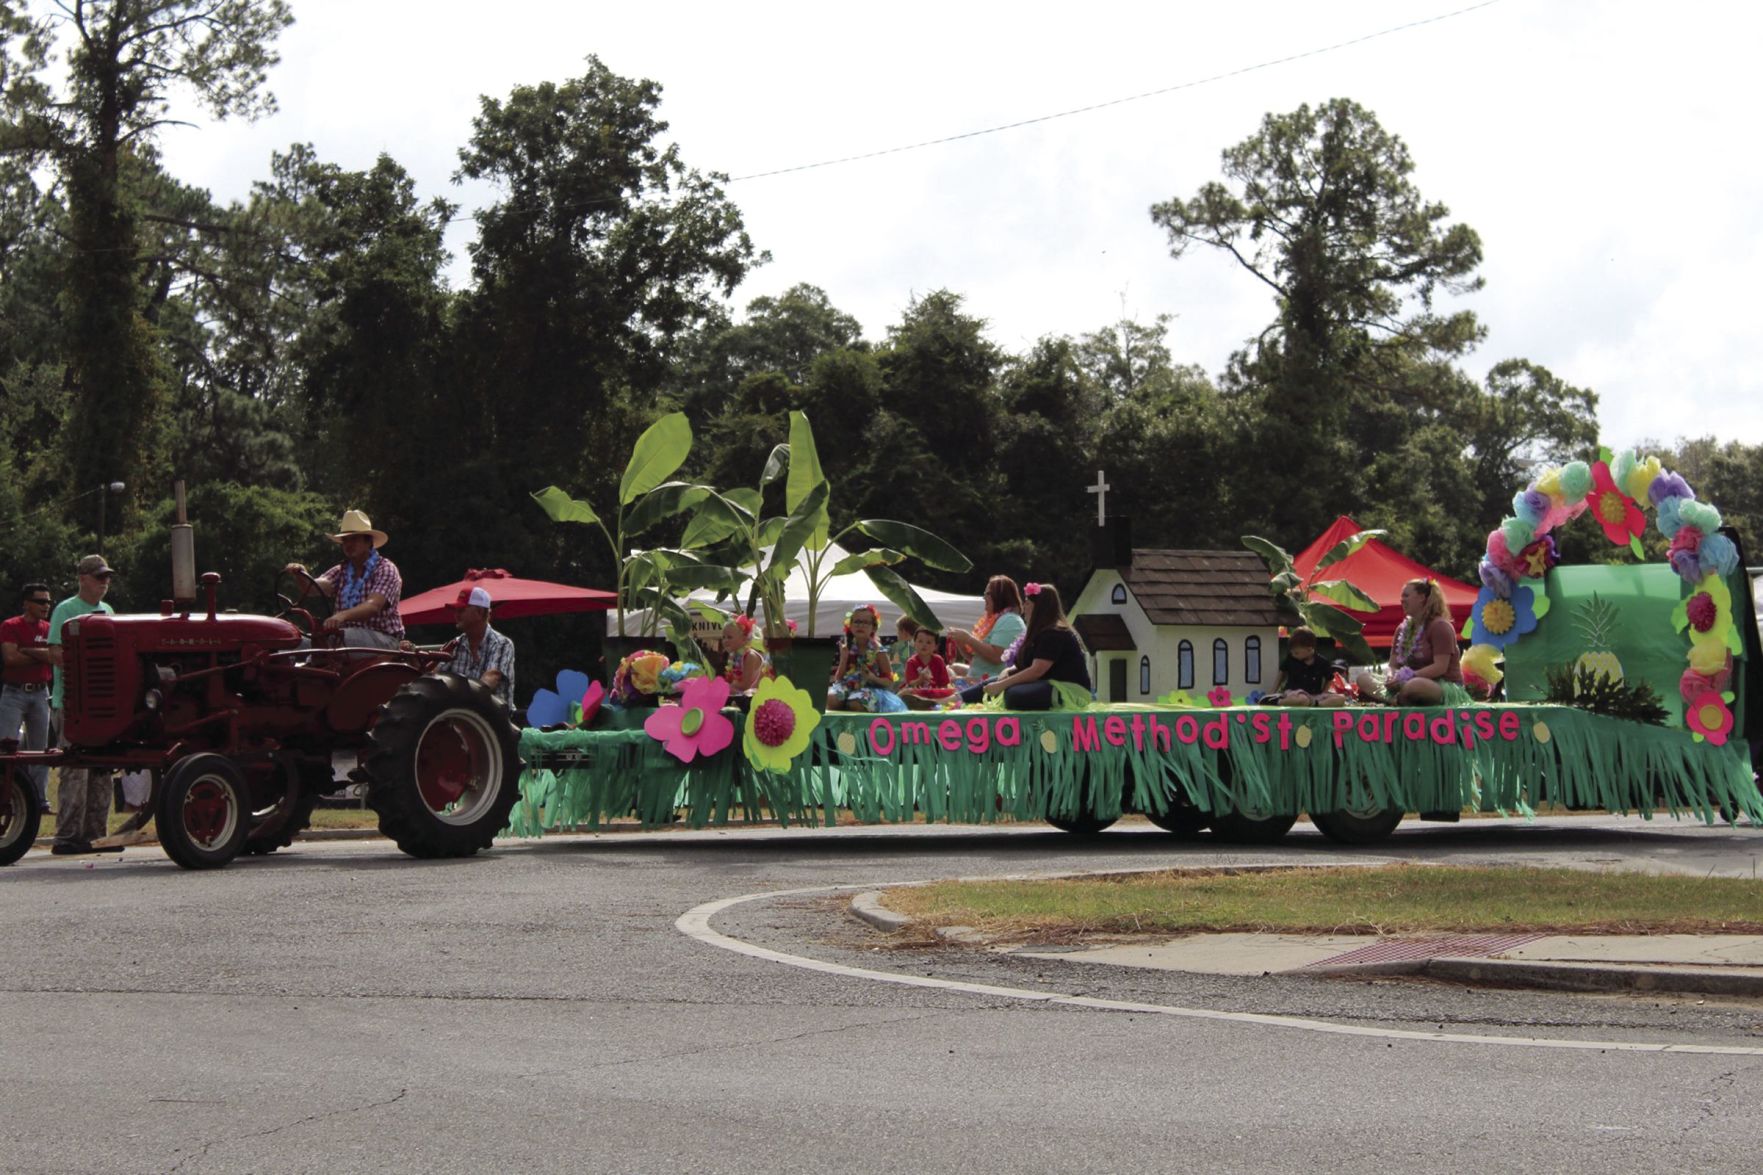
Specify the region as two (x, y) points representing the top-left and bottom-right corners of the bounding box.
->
(364, 675), (521, 859)
(1, 767), (41, 867)
(157, 754), (249, 870)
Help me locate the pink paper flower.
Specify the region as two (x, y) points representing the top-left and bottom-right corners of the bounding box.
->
(1684, 691), (1733, 746)
(1679, 659), (1732, 702)
(643, 676), (734, 763)
(1206, 686), (1233, 707)
(1685, 592), (1718, 633)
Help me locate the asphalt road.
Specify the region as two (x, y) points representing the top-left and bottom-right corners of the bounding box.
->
(4, 815), (1762, 1174)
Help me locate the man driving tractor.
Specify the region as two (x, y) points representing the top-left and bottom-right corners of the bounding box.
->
(282, 509), (407, 649)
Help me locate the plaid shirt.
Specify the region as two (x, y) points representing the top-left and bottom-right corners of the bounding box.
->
(318, 555), (405, 637)
(444, 625), (516, 707)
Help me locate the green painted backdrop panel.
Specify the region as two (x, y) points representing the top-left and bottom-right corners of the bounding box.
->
(1503, 564), (1688, 722)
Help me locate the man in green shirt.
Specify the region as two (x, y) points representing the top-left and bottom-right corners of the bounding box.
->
(47, 554), (121, 855)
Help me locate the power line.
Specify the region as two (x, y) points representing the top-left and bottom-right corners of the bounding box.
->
(439, 0), (1502, 231)
(726, 1), (1504, 183)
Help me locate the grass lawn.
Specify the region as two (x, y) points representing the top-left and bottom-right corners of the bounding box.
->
(880, 864), (1763, 941)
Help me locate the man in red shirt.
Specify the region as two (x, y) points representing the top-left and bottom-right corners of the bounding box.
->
(0, 582), (56, 812)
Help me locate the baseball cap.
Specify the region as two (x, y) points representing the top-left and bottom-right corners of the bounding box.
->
(454, 586), (492, 609)
(77, 554), (116, 577)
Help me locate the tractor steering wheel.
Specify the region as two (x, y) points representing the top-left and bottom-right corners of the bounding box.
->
(273, 567), (333, 640)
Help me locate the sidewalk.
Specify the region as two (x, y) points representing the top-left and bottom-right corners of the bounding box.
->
(850, 894), (1763, 998)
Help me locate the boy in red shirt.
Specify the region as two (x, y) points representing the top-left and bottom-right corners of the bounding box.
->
(898, 626), (955, 705)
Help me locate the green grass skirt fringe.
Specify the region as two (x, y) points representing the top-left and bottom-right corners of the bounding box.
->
(507, 704), (1762, 836)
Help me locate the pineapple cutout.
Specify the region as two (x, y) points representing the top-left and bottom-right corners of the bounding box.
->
(1572, 593), (1624, 685)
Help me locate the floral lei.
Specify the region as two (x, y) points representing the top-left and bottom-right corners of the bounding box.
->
(338, 550), (381, 611)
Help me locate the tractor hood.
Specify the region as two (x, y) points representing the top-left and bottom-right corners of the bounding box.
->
(64, 611), (304, 652)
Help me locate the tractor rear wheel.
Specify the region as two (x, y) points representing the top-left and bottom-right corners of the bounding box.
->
(1, 767), (41, 867)
(364, 675), (521, 859)
(157, 754), (249, 870)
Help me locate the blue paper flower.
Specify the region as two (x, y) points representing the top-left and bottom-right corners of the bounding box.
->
(1698, 533), (1739, 579)
(526, 668), (593, 727)
(1655, 495), (1688, 539)
(1470, 583), (1538, 650)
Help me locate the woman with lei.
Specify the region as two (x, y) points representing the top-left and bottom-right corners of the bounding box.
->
(1354, 578), (1464, 704)
(719, 614), (771, 693)
(945, 575), (1026, 698)
(826, 604), (907, 713)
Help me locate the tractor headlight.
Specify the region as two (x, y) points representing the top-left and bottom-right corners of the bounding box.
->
(143, 689), (162, 711)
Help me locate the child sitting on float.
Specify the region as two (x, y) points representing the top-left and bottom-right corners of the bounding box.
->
(827, 604), (907, 712)
(1353, 578), (1465, 705)
(719, 614), (769, 693)
(1269, 626), (1348, 707)
(898, 624), (956, 707)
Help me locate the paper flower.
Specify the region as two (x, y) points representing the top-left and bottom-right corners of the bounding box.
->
(1512, 489), (1550, 526)
(1471, 582), (1538, 649)
(1610, 449), (1638, 497)
(611, 650), (672, 704)
(1623, 454), (1662, 503)
(1246, 689), (1266, 704)
(1673, 573), (1739, 660)
(1517, 534), (1558, 579)
(1588, 461), (1645, 547)
(1655, 495), (1688, 539)
(575, 680), (605, 727)
(1206, 686), (1233, 707)
(1687, 637), (1732, 674)
(1667, 525), (1705, 583)
(743, 675), (821, 773)
(1680, 661), (1732, 703)
(1485, 530), (1527, 580)
(1157, 689), (1198, 708)
(526, 669), (593, 727)
(1698, 533), (1738, 579)
(1684, 691), (1734, 746)
(1499, 516), (1535, 553)
(644, 676), (734, 763)
(1478, 557), (1514, 599)
(1648, 471), (1693, 506)
(1679, 499), (1722, 535)
(1534, 467), (1563, 499)
(1461, 643), (1504, 687)
(1559, 460), (1593, 504)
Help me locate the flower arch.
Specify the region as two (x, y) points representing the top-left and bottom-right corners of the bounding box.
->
(1465, 448), (1744, 744)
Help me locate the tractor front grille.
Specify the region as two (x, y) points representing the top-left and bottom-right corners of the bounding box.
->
(73, 634), (122, 721)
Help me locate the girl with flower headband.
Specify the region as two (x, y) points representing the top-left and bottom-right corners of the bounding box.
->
(978, 581), (1092, 709)
(1353, 577), (1464, 705)
(826, 603), (906, 713)
(719, 614), (770, 693)
(945, 575), (1026, 688)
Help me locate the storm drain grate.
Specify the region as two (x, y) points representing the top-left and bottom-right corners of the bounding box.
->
(1307, 932), (1550, 968)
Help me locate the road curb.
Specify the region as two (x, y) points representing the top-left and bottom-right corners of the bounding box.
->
(1421, 957), (1763, 999)
(850, 890), (913, 933)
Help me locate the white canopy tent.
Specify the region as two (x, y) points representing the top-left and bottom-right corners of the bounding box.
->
(610, 542), (987, 639)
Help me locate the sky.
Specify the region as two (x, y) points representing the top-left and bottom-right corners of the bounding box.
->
(149, 0), (1763, 450)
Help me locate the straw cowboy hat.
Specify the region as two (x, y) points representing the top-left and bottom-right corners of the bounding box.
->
(330, 508), (389, 548)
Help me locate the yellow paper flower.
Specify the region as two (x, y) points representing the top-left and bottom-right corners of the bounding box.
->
(1624, 454), (1662, 503)
(744, 674), (821, 773)
(1687, 636), (1730, 674)
(1157, 689), (1198, 708)
(1684, 572), (1740, 659)
(1534, 467), (1562, 498)
(1461, 643), (1504, 686)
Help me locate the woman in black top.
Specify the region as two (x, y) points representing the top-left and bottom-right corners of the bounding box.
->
(981, 582), (1091, 710)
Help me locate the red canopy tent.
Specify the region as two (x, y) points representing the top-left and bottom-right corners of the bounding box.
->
(400, 568), (616, 626)
(1291, 516), (1478, 648)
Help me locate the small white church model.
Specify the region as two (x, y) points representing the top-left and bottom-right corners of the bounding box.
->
(1068, 473), (1284, 703)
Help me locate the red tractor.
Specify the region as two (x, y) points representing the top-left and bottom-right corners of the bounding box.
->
(0, 568), (521, 870)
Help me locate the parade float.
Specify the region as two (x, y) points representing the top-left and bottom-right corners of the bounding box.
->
(514, 440), (1763, 847)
